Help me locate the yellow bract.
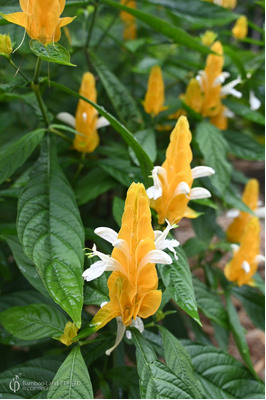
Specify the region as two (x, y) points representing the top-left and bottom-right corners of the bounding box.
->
(143, 66), (166, 116)
(232, 16), (248, 40)
(204, 0), (237, 9)
(73, 72), (100, 153)
(225, 217), (260, 286)
(90, 183), (162, 330)
(59, 322), (78, 346)
(150, 116), (195, 224)
(180, 78), (203, 114)
(0, 34), (12, 55)
(227, 179), (259, 243)
(201, 30), (217, 47)
(0, 0), (75, 45)
(120, 0), (137, 40)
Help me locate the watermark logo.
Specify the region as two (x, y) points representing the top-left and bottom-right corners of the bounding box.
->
(9, 374), (21, 393)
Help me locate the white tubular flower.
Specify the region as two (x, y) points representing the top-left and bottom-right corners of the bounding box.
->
(223, 107), (235, 118)
(154, 220), (179, 260)
(105, 317), (126, 356)
(214, 71), (231, 86)
(255, 207), (265, 218)
(126, 317), (144, 339)
(94, 227), (118, 245)
(231, 244), (240, 254)
(221, 76), (242, 98)
(190, 187), (211, 200)
(196, 70), (206, 88)
(175, 181), (190, 197)
(138, 249), (172, 270)
(255, 255), (265, 264)
(249, 90), (261, 111)
(191, 166), (215, 180)
(242, 260), (251, 274)
(226, 209), (241, 218)
(146, 167), (166, 200)
(57, 111), (110, 130)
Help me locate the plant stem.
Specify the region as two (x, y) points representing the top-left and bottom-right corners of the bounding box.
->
(8, 59), (30, 82)
(85, 0), (100, 68)
(74, 152), (86, 182)
(49, 127), (73, 143)
(33, 57), (42, 84)
(32, 83), (50, 128)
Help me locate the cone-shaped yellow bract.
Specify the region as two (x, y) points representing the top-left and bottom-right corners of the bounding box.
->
(0, 34), (12, 55)
(90, 183), (162, 330)
(201, 30), (217, 47)
(143, 66), (166, 116)
(0, 0), (75, 45)
(73, 72), (100, 153)
(120, 0), (137, 40)
(227, 179), (259, 243)
(232, 16), (248, 40)
(59, 322), (78, 346)
(225, 217), (260, 286)
(180, 78), (203, 114)
(204, 0), (237, 9)
(150, 117), (194, 224)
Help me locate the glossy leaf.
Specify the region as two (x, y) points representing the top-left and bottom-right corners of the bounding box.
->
(159, 247), (201, 325)
(196, 121), (232, 195)
(112, 196), (125, 227)
(30, 40), (75, 66)
(223, 130), (265, 161)
(224, 99), (265, 125)
(48, 346), (93, 399)
(17, 136), (84, 327)
(0, 303), (67, 340)
(129, 129), (157, 165)
(90, 52), (143, 132)
(0, 129), (45, 185)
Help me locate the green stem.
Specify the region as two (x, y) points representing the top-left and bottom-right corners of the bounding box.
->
(85, 0), (100, 68)
(33, 57), (42, 84)
(49, 128), (73, 143)
(74, 152), (86, 182)
(32, 83), (50, 128)
(8, 59), (30, 82)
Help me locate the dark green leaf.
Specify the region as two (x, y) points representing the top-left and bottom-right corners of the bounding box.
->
(0, 303), (67, 340)
(48, 347), (93, 399)
(159, 247), (200, 325)
(30, 40), (75, 66)
(99, 158), (141, 187)
(112, 196), (125, 227)
(129, 129), (157, 165)
(182, 340), (265, 399)
(223, 130), (265, 161)
(17, 136), (84, 327)
(192, 276), (229, 328)
(90, 52), (143, 132)
(0, 129), (45, 185)
(196, 121), (232, 195)
(183, 237), (208, 258)
(223, 184), (255, 215)
(224, 99), (265, 125)
(83, 273), (109, 306)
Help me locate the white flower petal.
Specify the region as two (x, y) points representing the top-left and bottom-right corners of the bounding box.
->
(255, 207), (265, 219)
(106, 317), (126, 356)
(221, 76), (242, 98)
(126, 330), (132, 339)
(191, 166), (215, 180)
(249, 91), (261, 111)
(95, 227), (118, 245)
(97, 116), (110, 129)
(113, 239), (130, 259)
(139, 250), (172, 269)
(131, 317), (144, 333)
(57, 112), (76, 128)
(242, 260), (251, 273)
(255, 255), (265, 264)
(223, 107), (235, 118)
(214, 71), (230, 86)
(190, 187), (211, 200)
(82, 261), (107, 281)
(163, 239), (179, 260)
(154, 166), (168, 183)
(146, 185), (162, 200)
(175, 181), (190, 196)
(226, 209), (240, 218)
(231, 244), (240, 254)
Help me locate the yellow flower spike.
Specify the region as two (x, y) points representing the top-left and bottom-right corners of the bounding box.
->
(59, 321), (78, 346)
(210, 105), (228, 130)
(0, 0), (75, 45)
(0, 34), (12, 55)
(143, 66), (166, 116)
(120, 0), (137, 40)
(181, 78), (204, 114)
(232, 16), (248, 40)
(201, 31), (217, 47)
(203, 0), (237, 9)
(147, 116), (215, 224)
(73, 72), (100, 153)
(225, 217), (263, 286)
(226, 179), (261, 243)
(200, 41), (224, 118)
(82, 182), (177, 355)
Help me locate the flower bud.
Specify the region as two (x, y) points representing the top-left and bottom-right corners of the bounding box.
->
(0, 34), (12, 56)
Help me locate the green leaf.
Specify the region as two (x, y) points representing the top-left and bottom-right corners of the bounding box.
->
(48, 346), (93, 399)
(182, 340), (265, 399)
(232, 286), (265, 331)
(224, 130), (265, 161)
(75, 168), (117, 206)
(99, 158), (141, 187)
(90, 52), (143, 132)
(112, 196), (125, 227)
(102, 0), (211, 55)
(5, 235), (49, 298)
(158, 326), (204, 398)
(0, 356), (64, 399)
(225, 293), (259, 378)
(192, 276), (229, 328)
(223, 184), (255, 215)
(46, 80), (153, 185)
(0, 129), (45, 185)
(132, 329), (197, 399)
(129, 129), (157, 165)
(196, 121), (232, 194)
(183, 237), (208, 258)
(17, 135), (84, 328)
(0, 303), (67, 340)
(83, 273), (109, 306)
(224, 99), (265, 125)
(30, 40), (75, 66)
(159, 247), (201, 325)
